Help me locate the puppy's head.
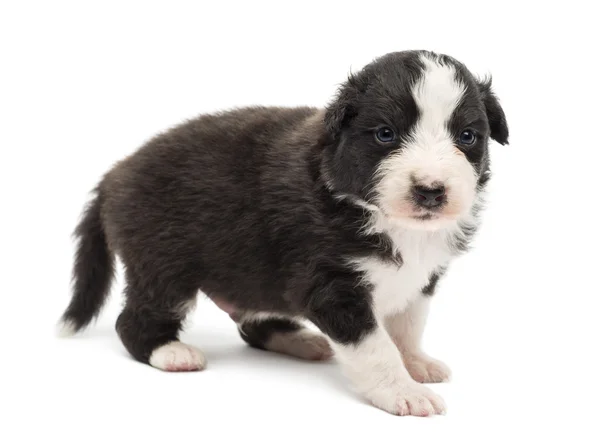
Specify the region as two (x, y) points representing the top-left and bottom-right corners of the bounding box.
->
(322, 50), (508, 231)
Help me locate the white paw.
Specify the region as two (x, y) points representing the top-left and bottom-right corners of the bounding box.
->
(404, 353), (451, 383)
(149, 341), (207, 372)
(369, 382), (446, 417)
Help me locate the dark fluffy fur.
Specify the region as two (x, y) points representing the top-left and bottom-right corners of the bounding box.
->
(61, 50), (508, 363)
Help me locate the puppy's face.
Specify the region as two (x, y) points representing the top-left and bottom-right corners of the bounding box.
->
(323, 51), (508, 231)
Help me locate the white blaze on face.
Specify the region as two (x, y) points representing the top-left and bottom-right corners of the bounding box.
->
(374, 54), (478, 230)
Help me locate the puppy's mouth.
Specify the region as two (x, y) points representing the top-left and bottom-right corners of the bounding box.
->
(384, 208), (463, 231)
(386, 210), (446, 223)
(413, 212), (438, 221)
(386, 207), (446, 221)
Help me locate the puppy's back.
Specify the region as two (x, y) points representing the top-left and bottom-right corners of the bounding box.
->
(96, 106), (322, 304)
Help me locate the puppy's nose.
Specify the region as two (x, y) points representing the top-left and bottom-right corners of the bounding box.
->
(412, 185), (446, 209)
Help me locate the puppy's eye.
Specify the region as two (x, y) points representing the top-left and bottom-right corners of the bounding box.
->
(459, 130), (477, 146)
(375, 127), (396, 143)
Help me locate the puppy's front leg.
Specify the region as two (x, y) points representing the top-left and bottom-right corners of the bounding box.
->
(308, 279), (446, 416)
(386, 295), (451, 383)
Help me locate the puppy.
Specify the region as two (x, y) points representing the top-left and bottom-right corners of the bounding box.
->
(59, 50), (508, 416)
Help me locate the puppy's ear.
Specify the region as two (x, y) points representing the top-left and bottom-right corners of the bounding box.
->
(478, 77), (509, 145)
(324, 73), (362, 139)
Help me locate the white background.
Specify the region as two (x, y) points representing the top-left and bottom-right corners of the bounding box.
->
(2, 1), (599, 433)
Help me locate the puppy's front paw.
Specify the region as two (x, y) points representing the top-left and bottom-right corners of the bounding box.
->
(369, 382), (446, 417)
(404, 353), (451, 383)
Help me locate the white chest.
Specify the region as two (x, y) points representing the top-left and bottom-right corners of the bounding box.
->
(352, 229), (454, 319)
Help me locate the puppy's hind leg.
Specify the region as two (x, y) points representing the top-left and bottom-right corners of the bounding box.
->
(237, 314), (333, 361)
(116, 273), (206, 372)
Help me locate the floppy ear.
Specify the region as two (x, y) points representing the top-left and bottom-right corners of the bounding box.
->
(324, 74), (362, 139)
(478, 77), (509, 145)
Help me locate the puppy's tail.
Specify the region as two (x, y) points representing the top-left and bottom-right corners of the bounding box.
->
(58, 187), (115, 336)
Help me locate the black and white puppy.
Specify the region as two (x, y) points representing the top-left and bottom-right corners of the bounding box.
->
(59, 50), (508, 417)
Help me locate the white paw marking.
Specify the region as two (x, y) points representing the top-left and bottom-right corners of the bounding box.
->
(149, 341), (206, 372)
(404, 353), (452, 383)
(370, 382), (447, 417)
(266, 329), (334, 361)
(332, 328), (446, 416)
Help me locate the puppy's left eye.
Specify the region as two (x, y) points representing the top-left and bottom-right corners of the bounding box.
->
(375, 127), (396, 143)
(459, 129), (477, 146)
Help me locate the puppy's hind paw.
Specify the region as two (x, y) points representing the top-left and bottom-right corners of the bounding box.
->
(266, 329), (334, 361)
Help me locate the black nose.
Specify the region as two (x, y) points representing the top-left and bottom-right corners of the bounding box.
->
(412, 185), (446, 209)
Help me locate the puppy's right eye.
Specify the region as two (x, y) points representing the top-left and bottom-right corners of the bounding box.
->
(375, 127), (396, 143)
